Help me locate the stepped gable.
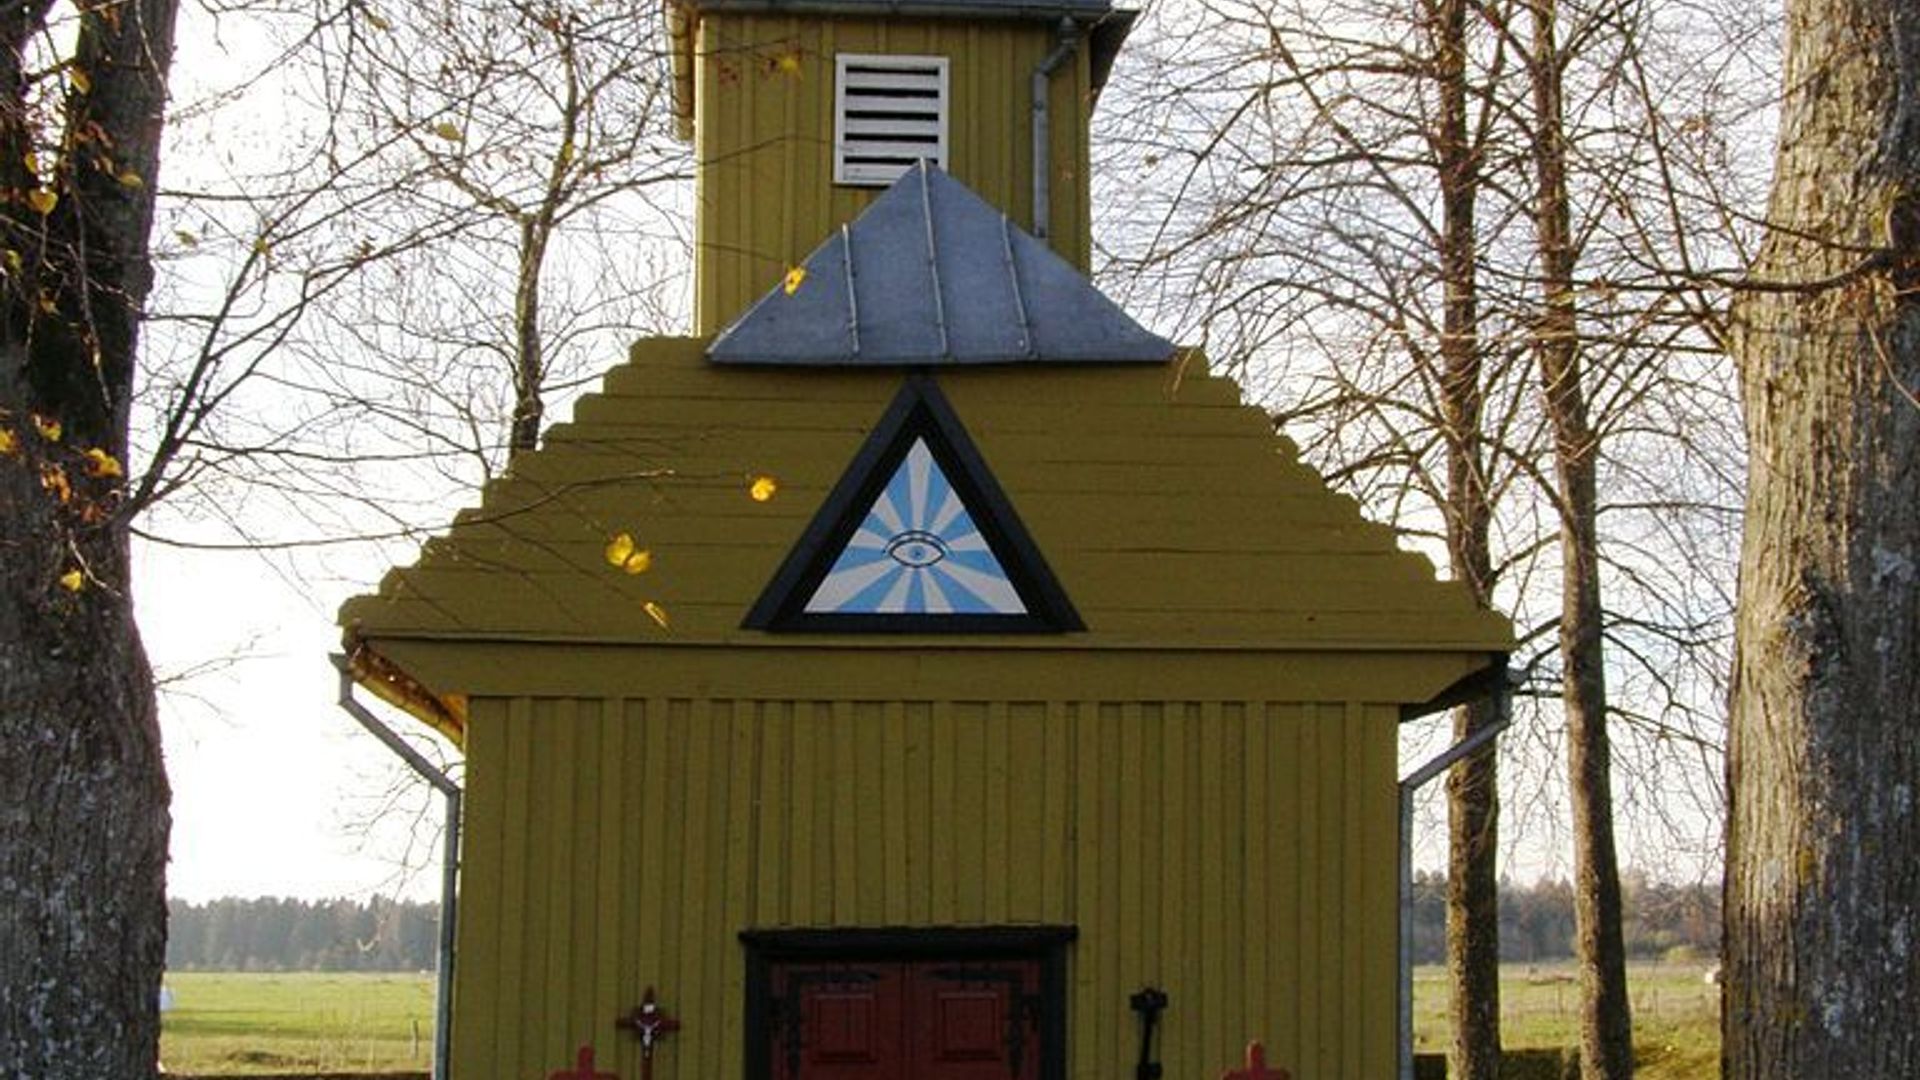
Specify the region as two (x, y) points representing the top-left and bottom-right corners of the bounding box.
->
(339, 337), (1512, 657)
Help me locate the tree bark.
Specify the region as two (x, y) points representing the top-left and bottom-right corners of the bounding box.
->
(0, 2), (179, 1076)
(1428, 0), (1503, 1075)
(1725, 0), (1920, 1075)
(1525, 1), (1633, 1076)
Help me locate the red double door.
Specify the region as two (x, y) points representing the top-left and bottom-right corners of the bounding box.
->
(771, 960), (1044, 1080)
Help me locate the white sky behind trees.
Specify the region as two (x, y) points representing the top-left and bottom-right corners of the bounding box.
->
(144, 0), (1744, 904)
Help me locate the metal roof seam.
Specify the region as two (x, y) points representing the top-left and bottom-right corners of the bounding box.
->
(919, 161), (953, 360)
(1001, 213), (1037, 359)
(840, 224), (862, 357)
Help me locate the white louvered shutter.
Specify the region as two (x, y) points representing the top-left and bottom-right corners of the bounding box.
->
(834, 54), (950, 186)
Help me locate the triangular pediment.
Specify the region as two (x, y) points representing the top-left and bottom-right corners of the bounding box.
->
(707, 164), (1173, 367)
(744, 376), (1081, 632)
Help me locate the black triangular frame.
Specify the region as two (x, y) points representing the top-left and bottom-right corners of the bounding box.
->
(743, 375), (1083, 633)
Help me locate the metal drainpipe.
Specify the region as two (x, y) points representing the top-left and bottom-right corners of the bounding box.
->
(332, 655), (462, 1080)
(1030, 17), (1080, 242)
(1396, 668), (1513, 1080)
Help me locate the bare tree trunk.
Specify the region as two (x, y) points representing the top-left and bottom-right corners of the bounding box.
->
(510, 215), (549, 451)
(1429, 0), (1502, 1074)
(1725, 0), (1920, 1074)
(1525, 1), (1632, 1076)
(0, 2), (179, 1077)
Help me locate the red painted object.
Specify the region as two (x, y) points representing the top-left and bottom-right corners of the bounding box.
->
(771, 960), (1043, 1080)
(1221, 1042), (1291, 1080)
(551, 1045), (619, 1080)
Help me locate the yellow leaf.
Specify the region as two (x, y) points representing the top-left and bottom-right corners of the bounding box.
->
(39, 462), (71, 503)
(23, 151), (39, 174)
(774, 51), (804, 78)
(432, 121), (464, 143)
(116, 170), (143, 189)
(604, 532), (652, 574)
(783, 265), (807, 295)
(0, 428), (16, 456)
(37, 291), (55, 314)
(31, 414), (61, 442)
(174, 230), (198, 248)
(59, 568), (85, 593)
(643, 601), (671, 629)
(3, 249), (21, 274)
(68, 68), (90, 94)
(749, 475), (779, 502)
(367, 10), (392, 30)
(252, 237), (271, 256)
(83, 447), (122, 478)
(27, 188), (56, 215)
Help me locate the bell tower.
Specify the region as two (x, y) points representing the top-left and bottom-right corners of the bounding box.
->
(666, 0), (1138, 333)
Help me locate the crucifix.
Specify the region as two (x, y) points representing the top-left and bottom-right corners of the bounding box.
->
(616, 986), (683, 1080)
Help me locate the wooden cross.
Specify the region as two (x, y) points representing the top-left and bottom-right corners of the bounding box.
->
(1221, 1041), (1291, 1080)
(550, 1045), (619, 1080)
(616, 986), (683, 1080)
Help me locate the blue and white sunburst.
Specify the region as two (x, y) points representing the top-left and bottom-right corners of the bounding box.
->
(804, 438), (1027, 615)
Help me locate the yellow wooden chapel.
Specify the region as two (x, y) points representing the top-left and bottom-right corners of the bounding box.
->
(340, 3), (1513, 1079)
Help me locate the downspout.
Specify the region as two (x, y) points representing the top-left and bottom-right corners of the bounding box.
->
(1396, 666), (1513, 1080)
(1030, 17), (1080, 242)
(333, 655), (462, 1080)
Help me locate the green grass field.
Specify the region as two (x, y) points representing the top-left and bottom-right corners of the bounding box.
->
(1413, 961), (1720, 1079)
(161, 963), (1719, 1077)
(160, 972), (436, 1075)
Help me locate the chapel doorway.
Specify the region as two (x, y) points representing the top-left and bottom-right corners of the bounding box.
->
(743, 929), (1072, 1080)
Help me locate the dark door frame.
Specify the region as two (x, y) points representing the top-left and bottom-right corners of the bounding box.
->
(739, 926), (1077, 1080)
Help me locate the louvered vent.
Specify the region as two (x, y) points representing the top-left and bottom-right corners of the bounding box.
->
(834, 54), (949, 186)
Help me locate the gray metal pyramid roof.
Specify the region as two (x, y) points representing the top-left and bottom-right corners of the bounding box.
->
(707, 163), (1174, 366)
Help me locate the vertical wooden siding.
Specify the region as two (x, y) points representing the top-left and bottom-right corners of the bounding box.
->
(691, 14), (1095, 333)
(453, 696), (1399, 1080)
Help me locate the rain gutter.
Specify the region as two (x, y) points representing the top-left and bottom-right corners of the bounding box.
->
(332, 654), (462, 1080)
(1030, 17), (1080, 241)
(1396, 663), (1514, 1080)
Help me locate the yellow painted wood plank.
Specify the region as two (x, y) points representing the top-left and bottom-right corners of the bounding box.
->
(754, 699), (791, 926)
(1198, 701), (1230, 1065)
(449, 700), (504, 1076)
(699, 701), (741, 1080)
(1072, 701), (1110, 1080)
(1116, 701), (1145, 1011)
(1268, 701), (1301, 1068)
(852, 700), (886, 925)
(1237, 701), (1270, 1050)
(1006, 701), (1046, 921)
(960, 701), (996, 919)
(723, 700), (757, 948)
(830, 699), (860, 923)
(1147, 700), (1178, 1065)
(591, 702), (624, 1052)
(784, 699), (815, 924)
(617, 700), (649, 1038)
(929, 698), (958, 923)
(659, 699), (694, 1029)
(1041, 700), (1072, 923)
(563, 700), (600, 1047)
(1338, 703), (1364, 1076)
(904, 700), (935, 925)
(882, 700), (911, 924)
(982, 699), (1011, 923)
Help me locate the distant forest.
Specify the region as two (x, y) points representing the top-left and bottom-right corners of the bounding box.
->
(1407, 872), (1720, 965)
(166, 896), (441, 972)
(168, 876), (1718, 972)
